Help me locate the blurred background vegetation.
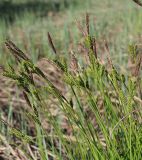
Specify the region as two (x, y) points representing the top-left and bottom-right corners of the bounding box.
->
(0, 0), (142, 66)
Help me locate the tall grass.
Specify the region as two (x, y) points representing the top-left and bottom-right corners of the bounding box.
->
(1, 13), (142, 159)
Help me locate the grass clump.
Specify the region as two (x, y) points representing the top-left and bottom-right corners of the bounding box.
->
(1, 13), (142, 160)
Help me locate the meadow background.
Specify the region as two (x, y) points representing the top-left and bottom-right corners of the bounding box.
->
(0, 0), (142, 65)
(0, 0), (142, 159)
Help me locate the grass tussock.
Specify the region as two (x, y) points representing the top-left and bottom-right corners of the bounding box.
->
(0, 13), (142, 160)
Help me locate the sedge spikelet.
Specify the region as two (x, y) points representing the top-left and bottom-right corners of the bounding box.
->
(5, 40), (29, 61)
(47, 32), (57, 54)
(86, 13), (90, 36)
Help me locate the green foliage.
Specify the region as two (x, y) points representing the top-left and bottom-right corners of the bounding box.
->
(0, 0), (142, 159)
(2, 20), (142, 159)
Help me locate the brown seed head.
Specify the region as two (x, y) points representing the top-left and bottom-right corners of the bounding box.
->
(5, 40), (29, 61)
(47, 32), (57, 54)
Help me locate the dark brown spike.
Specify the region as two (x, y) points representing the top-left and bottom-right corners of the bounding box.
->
(47, 32), (57, 54)
(5, 40), (29, 61)
(86, 13), (90, 36)
(132, 0), (142, 7)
